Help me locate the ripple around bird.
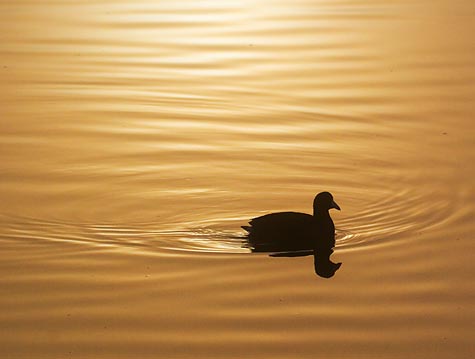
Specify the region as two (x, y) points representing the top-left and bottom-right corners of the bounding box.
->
(1, 181), (460, 256)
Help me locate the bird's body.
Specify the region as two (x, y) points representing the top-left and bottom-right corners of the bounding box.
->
(242, 192), (339, 253)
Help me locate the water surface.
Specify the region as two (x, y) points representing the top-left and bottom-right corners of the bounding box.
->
(1, 1), (474, 358)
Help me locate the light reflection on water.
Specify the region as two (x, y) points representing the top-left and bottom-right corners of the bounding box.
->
(1, 0), (474, 358)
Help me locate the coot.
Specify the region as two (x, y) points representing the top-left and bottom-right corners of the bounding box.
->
(242, 191), (340, 252)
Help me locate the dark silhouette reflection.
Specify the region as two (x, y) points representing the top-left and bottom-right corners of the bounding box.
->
(242, 192), (342, 278)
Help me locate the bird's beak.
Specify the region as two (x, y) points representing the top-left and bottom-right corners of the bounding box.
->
(331, 200), (341, 211)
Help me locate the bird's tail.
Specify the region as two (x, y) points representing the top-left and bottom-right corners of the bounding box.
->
(241, 226), (252, 233)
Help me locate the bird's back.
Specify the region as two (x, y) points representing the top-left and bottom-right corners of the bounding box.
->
(243, 212), (318, 252)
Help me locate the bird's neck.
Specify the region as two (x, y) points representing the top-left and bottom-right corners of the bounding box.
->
(313, 208), (330, 218)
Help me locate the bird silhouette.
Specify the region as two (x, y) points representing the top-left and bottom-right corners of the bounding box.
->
(242, 191), (342, 278)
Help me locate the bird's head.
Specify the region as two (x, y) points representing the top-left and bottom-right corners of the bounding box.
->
(313, 191), (341, 212)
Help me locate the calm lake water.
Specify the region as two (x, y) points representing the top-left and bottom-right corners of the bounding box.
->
(1, 0), (474, 358)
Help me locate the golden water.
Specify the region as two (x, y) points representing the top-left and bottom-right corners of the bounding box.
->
(1, 1), (474, 358)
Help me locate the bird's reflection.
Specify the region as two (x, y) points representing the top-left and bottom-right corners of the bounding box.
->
(242, 192), (342, 278)
(269, 248), (341, 278)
